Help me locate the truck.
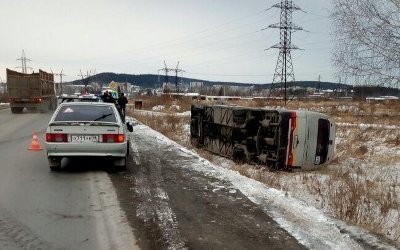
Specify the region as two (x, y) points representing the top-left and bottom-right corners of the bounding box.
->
(6, 68), (57, 113)
(190, 105), (336, 171)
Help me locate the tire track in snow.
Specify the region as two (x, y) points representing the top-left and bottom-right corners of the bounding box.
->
(132, 137), (187, 250)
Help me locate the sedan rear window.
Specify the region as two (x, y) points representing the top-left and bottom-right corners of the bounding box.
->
(54, 105), (117, 122)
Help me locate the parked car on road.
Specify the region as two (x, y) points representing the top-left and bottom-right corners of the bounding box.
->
(45, 102), (133, 171)
(58, 94), (102, 103)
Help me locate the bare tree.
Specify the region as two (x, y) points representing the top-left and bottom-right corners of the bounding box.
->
(332, 0), (400, 88)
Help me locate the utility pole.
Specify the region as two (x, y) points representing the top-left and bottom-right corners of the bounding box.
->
(16, 50), (32, 74)
(265, 0), (304, 105)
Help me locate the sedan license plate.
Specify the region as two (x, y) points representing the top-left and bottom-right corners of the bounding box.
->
(71, 135), (99, 143)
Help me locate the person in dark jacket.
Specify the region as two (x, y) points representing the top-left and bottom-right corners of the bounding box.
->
(101, 91), (109, 102)
(117, 93), (128, 119)
(102, 91), (116, 104)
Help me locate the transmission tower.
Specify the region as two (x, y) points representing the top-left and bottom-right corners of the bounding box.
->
(158, 61), (171, 85)
(52, 69), (66, 95)
(78, 70), (93, 94)
(266, 0), (303, 104)
(158, 61), (185, 93)
(173, 61), (185, 93)
(16, 50), (32, 73)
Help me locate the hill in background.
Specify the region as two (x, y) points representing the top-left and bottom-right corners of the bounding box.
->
(69, 72), (351, 90)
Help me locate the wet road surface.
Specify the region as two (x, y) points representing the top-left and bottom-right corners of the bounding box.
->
(0, 109), (138, 250)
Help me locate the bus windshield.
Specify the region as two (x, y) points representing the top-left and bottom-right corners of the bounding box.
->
(315, 119), (330, 165)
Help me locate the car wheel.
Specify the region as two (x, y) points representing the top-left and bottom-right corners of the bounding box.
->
(127, 141), (130, 157)
(48, 157), (62, 171)
(50, 166), (62, 171)
(11, 107), (23, 114)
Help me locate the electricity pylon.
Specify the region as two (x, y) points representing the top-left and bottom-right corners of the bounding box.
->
(173, 61), (185, 93)
(158, 61), (172, 84)
(16, 50), (32, 73)
(265, 0), (304, 105)
(158, 61), (184, 93)
(51, 69), (66, 95)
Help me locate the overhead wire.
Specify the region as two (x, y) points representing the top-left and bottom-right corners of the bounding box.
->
(46, 4), (333, 83)
(43, 10), (267, 65)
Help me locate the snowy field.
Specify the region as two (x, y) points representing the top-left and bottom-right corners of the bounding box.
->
(130, 100), (400, 245)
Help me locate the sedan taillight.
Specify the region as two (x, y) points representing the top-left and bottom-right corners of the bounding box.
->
(46, 133), (68, 142)
(102, 134), (125, 143)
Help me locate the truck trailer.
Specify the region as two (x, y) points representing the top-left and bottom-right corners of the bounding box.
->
(6, 69), (57, 113)
(190, 105), (336, 170)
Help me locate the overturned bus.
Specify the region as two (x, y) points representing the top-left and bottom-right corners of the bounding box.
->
(190, 105), (336, 170)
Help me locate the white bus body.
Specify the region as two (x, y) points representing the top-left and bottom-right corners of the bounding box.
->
(190, 105), (336, 170)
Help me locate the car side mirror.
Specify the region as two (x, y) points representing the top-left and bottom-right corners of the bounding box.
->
(126, 122), (133, 132)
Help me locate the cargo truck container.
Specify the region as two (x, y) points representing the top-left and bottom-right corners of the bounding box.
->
(6, 68), (57, 113)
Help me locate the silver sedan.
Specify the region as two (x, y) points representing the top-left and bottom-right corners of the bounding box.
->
(45, 102), (133, 171)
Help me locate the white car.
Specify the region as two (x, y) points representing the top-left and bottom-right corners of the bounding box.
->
(45, 102), (133, 171)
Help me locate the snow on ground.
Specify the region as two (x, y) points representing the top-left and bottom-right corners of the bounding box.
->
(127, 116), (398, 250)
(337, 122), (400, 130)
(150, 104), (183, 112)
(152, 105), (165, 111)
(135, 109), (191, 117)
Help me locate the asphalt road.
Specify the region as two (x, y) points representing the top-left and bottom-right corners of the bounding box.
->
(0, 108), (138, 250)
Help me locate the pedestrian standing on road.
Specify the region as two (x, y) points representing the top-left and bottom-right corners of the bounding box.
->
(117, 93), (128, 119)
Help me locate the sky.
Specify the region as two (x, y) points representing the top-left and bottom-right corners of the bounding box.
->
(0, 0), (336, 84)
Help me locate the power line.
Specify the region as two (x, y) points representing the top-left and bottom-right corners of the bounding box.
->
(91, 29), (264, 70)
(189, 54), (270, 71)
(186, 71), (272, 77)
(36, 11), (266, 65)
